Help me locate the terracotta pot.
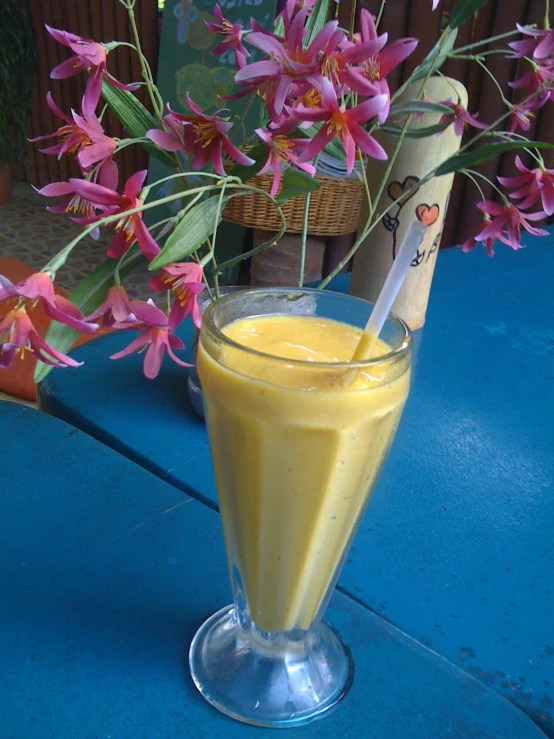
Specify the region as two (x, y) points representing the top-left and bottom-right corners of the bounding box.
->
(350, 77), (468, 330)
(0, 162), (12, 205)
(250, 230), (326, 287)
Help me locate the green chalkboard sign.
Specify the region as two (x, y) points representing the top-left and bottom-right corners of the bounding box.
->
(147, 0), (277, 281)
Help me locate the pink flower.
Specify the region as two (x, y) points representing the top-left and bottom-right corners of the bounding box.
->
(255, 120), (316, 197)
(509, 63), (554, 106)
(508, 102), (536, 133)
(149, 262), (205, 331)
(110, 301), (191, 379)
(69, 170), (160, 261)
(509, 23), (554, 61)
(471, 200), (548, 251)
(461, 233), (497, 257)
(147, 97), (254, 176)
(437, 99), (488, 136)
(236, 9), (342, 117)
(85, 285), (167, 328)
(432, 0), (440, 8)
(0, 308), (83, 369)
(46, 25), (139, 116)
(339, 10), (417, 123)
(205, 4), (249, 69)
(12, 272), (98, 333)
(29, 93), (117, 176)
(498, 155), (554, 216)
(294, 78), (388, 173)
(37, 180), (99, 223)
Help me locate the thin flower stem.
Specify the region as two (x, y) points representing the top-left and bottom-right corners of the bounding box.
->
(376, 0), (387, 28)
(475, 59), (510, 105)
(206, 182), (228, 298)
(460, 169), (488, 201)
(123, 1), (164, 119)
(465, 168), (510, 204)
(231, 95), (255, 144)
(453, 29), (520, 55)
(298, 191), (312, 287)
(545, 0), (550, 29)
(358, 148), (372, 214)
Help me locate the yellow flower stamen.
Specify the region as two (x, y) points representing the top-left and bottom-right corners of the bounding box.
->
(363, 55), (381, 81)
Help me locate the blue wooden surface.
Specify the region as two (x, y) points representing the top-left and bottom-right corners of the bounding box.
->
(1, 401), (547, 738)
(38, 231), (554, 732)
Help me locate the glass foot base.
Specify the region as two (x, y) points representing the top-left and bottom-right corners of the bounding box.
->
(189, 605), (354, 728)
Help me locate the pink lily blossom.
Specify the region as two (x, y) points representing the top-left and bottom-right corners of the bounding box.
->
(294, 79), (388, 173)
(37, 180), (99, 221)
(461, 232), (497, 257)
(0, 308), (83, 369)
(237, 9), (342, 117)
(46, 25), (139, 116)
(29, 93), (117, 178)
(70, 170), (160, 261)
(509, 24), (554, 61)
(85, 285), (167, 328)
(339, 10), (417, 123)
(472, 200), (548, 251)
(110, 300), (191, 379)
(509, 63), (554, 106)
(508, 102), (536, 133)
(147, 97), (254, 176)
(437, 99), (488, 136)
(498, 155), (554, 216)
(8, 272), (98, 333)
(255, 120), (316, 197)
(205, 4), (250, 69)
(150, 262), (205, 331)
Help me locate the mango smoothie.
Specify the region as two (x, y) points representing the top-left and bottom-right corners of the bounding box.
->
(197, 313), (410, 633)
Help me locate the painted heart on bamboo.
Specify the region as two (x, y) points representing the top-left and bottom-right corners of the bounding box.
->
(415, 203), (440, 226)
(387, 176), (420, 206)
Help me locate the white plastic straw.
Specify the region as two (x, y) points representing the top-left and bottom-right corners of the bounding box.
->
(352, 220), (427, 361)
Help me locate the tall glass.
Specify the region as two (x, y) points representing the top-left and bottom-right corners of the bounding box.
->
(189, 289), (411, 728)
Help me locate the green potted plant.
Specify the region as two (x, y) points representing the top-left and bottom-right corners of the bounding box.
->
(0, 0), (36, 205)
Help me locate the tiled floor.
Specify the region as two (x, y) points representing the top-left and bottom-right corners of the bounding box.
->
(0, 181), (155, 408)
(0, 181), (153, 297)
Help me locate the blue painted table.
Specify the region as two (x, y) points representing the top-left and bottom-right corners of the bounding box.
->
(2, 400), (546, 738)
(39, 231), (554, 733)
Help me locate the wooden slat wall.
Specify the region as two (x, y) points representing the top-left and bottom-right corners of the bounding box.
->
(343, 0), (554, 245)
(17, 0), (160, 187)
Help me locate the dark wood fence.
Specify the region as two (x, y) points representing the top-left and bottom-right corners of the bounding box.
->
(17, 0), (553, 245)
(17, 0), (160, 187)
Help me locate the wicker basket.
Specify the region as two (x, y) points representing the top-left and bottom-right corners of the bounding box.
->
(223, 172), (363, 236)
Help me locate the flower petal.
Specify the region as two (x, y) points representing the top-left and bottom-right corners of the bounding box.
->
(134, 217), (161, 261)
(124, 170), (148, 199)
(146, 129), (184, 151)
(50, 57), (84, 80)
(82, 67), (103, 116)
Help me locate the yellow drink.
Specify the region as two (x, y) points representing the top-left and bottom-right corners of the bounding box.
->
(198, 313), (410, 633)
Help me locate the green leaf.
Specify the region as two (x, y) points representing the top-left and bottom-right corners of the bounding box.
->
(380, 122), (451, 139)
(277, 168), (321, 201)
(101, 81), (174, 168)
(149, 195), (229, 270)
(435, 140), (554, 176)
(409, 27), (458, 83)
(227, 143), (268, 182)
(305, 0), (331, 45)
(389, 100), (455, 117)
(449, 0), (489, 28)
(34, 247), (145, 384)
